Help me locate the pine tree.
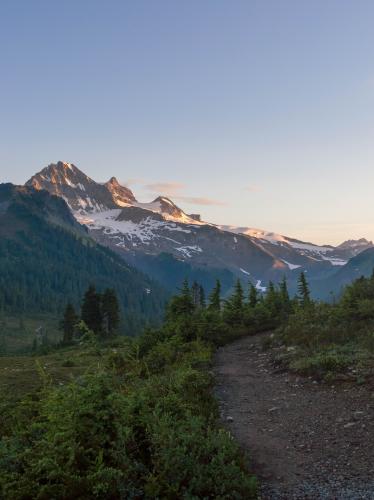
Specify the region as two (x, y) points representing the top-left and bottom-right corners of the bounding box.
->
(61, 303), (78, 344)
(232, 279), (244, 311)
(166, 279), (194, 322)
(180, 279), (194, 314)
(102, 289), (120, 337)
(265, 281), (276, 305)
(199, 285), (206, 309)
(298, 272), (311, 307)
(223, 279), (244, 325)
(81, 285), (103, 335)
(191, 281), (200, 308)
(248, 283), (258, 308)
(280, 277), (290, 305)
(208, 280), (221, 311)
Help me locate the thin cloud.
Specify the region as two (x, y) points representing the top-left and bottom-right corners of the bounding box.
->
(144, 182), (185, 195)
(244, 184), (261, 193)
(175, 196), (227, 206)
(120, 177), (146, 187)
(125, 180), (227, 206)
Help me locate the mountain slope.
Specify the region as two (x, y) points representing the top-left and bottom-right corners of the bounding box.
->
(0, 184), (167, 333)
(311, 247), (374, 300)
(26, 162), (374, 295)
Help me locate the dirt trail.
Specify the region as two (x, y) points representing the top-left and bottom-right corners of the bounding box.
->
(214, 334), (374, 499)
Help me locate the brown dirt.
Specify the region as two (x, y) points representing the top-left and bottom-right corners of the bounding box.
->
(214, 334), (374, 499)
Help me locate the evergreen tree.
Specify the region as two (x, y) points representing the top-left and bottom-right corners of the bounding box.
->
(81, 285), (103, 335)
(223, 279), (244, 325)
(298, 272), (311, 307)
(199, 285), (206, 309)
(61, 303), (78, 344)
(164, 279), (196, 341)
(208, 280), (221, 312)
(181, 279), (194, 313)
(280, 277), (290, 306)
(248, 283), (258, 308)
(102, 289), (120, 337)
(167, 279), (195, 321)
(264, 281), (277, 309)
(191, 281), (200, 308)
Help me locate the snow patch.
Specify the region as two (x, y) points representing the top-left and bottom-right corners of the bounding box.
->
(175, 245), (203, 258)
(321, 256), (347, 266)
(282, 260), (301, 270)
(256, 280), (267, 292)
(64, 177), (77, 188)
(74, 209), (194, 247)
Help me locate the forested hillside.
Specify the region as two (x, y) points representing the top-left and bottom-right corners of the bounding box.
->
(125, 251), (236, 295)
(0, 184), (167, 334)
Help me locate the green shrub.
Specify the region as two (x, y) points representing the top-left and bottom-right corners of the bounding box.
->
(289, 347), (353, 376)
(146, 412), (257, 499)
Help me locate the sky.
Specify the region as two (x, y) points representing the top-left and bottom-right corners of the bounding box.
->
(1, 0), (374, 245)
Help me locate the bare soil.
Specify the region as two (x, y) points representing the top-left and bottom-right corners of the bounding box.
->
(214, 334), (374, 499)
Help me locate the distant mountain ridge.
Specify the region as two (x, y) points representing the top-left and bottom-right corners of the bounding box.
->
(25, 161), (374, 296)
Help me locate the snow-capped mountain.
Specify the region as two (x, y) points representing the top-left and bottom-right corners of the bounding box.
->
(25, 162), (374, 294)
(219, 225), (360, 268)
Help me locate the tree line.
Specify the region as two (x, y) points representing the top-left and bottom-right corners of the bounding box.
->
(161, 272), (312, 345)
(60, 272), (312, 347)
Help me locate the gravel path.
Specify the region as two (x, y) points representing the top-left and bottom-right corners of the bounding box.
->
(214, 334), (374, 499)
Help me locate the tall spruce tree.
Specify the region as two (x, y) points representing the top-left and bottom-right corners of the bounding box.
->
(191, 281), (200, 308)
(280, 277), (291, 306)
(81, 285), (103, 335)
(223, 279), (244, 325)
(298, 272), (311, 307)
(248, 283), (258, 308)
(167, 279), (195, 322)
(181, 279), (194, 314)
(102, 288), (120, 337)
(61, 303), (78, 344)
(208, 280), (221, 312)
(199, 285), (206, 309)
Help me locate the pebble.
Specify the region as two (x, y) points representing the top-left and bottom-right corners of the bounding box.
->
(343, 422), (356, 429)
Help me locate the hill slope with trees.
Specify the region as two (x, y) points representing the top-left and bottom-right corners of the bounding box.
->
(0, 184), (167, 334)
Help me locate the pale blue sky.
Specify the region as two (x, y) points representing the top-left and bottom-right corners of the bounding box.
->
(1, 0), (374, 244)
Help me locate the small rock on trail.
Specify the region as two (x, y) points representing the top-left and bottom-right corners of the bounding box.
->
(214, 334), (374, 499)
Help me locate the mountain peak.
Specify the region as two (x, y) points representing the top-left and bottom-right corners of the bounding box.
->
(59, 161), (74, 169)
(26, 162), (116, 211)
(104, 177), (136, 205)
(151, 196), (185, 218)
(337, 238), (373, 249)
(152, 196), (175, 205)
